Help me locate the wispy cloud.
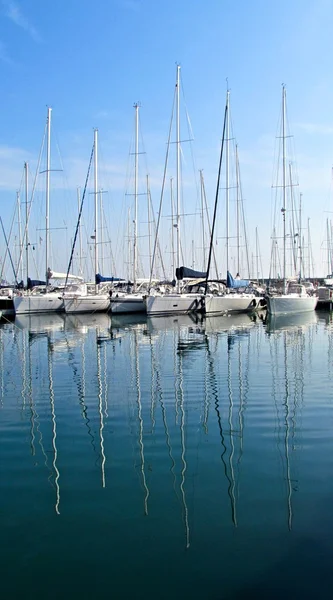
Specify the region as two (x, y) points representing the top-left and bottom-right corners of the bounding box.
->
(2, 0), (41, 42)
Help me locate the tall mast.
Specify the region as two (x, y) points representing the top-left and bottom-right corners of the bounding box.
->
(133, 103), (139, 290)
(100, 189), (104, 276)
(45, 107), (52, 288)
(327, 218), (330, 276)
(170, 177), (174, 278)
(25, 162), (29, 286)
(226, 89), (230, 276)
(94, 128), (98, 294)
(17, 191), (23, 282)
(77, 187), (82, 277)
(147, 174), (152, 281)
(255, 226), (259, 282)
(282, 86), (287, 293)
(176, 65), (181, 293)
(200, 170), (206, 270)
(299, 192), (302, 281)
(235, 144), (240, 274)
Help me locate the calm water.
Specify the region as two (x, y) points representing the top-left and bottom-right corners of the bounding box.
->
(1, 310), (333, 599)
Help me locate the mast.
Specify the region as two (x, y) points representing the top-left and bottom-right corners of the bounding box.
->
(200, 170), (206, 270)
(100, 189), (104, 276)
(45, 107), (52, 289)
(147, 174), (152, 280)
(235, 144), (240, 274)
(17, 191), (23, 282)
(282, 86), (287, 293)
(176, 65), (181, 293)
(77, 187), (83, 277)
(25, 162), (29, 286)
(226, 89), (230, 276)
(133, 103), (139, 290)
(94, 128), (98, 294)
(299, 192), (302, 280)
(170, 177), (175, 278)
(255, 227), (259, 282)
(327, 218), (330, 276)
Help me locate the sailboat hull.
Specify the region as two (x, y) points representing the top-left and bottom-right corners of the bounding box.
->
(145, 293), (202, 316)
(63, 295), (110, 314)
(13, 293), (64, 315)
(110, 294), (145, 314)
(266, 294), (318, 316)
(204, 293), (265, 314)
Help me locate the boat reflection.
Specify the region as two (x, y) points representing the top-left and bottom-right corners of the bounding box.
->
(63, 312), (111, 334)
(265, 310), (318, 333)
(15, 312), (65, 334)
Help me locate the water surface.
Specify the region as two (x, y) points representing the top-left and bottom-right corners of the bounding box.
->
(1, 310), (332, 599)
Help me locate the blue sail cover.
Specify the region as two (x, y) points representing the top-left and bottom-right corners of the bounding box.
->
(27, 277), (46, 289)
(95, 273), (125, 284)
(227, 271), (250, 289)
(176, 266), (207, 281)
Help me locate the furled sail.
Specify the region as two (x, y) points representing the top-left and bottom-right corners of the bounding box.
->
(95, 273), (125, 284)
(226, 271), (250, 289)
(176, 266), (207, 281)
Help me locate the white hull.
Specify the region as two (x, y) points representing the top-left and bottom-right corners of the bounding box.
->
(63, 294), (110, 314)
(13, 293), (64, 315)
(110, 294), (145, 314)
(267, 294), (318, 316)
(145, 293), (202, 316)
(204, 293), (265, 314)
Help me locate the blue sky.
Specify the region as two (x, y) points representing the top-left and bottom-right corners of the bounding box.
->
(1, 0), (333, 281)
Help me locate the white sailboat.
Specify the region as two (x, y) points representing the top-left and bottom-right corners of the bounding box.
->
(266, 87), (317, 316)
(110, 104), (146, 314)
(13, 108), (65, 315)
(63, 129), (110, 314)
(203, 91), (264, 315)
(145, 65), (202, 316)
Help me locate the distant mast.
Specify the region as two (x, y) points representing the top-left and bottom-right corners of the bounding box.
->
(226, 89), (230, 277)
(176, 64), (181, 293)
(45, 107), (52, 289)
(94, 128), (98, 294)
(133, 103), (139, 291)
(282, 85), (287, 293)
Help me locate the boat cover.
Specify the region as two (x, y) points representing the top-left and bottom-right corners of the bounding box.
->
(227, 271), (250, 289)
(27, 278), (46, 289)
(95, 273), (125, 284)
(176, 266), (207, 280)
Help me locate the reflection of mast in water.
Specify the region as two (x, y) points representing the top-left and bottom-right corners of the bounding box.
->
(0, 327), (4, 404)
(47, 338), (60, 515)
(24, 328), (36, 457)
(149, 331), (177, 493)
(175, 328), (190, 549)
(96, 331), (106, 488)
(283, 333), (293, 531)
(270, 330), (294, 530)
(227, 335), (237, 527)
(205, 331), (236, 526)
(134, 329), (149, 515)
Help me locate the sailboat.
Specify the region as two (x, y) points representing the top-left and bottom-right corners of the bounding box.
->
(145, 65), (203, 316)
(110, 104), (146, 314)
(203, 91), (265, 315)
(266, 87), (317, 316)
(63, 129), (110, 314)
(13, 108), (66, 315)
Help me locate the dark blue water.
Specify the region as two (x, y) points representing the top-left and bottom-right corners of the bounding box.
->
(1, 310), (333, 599)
